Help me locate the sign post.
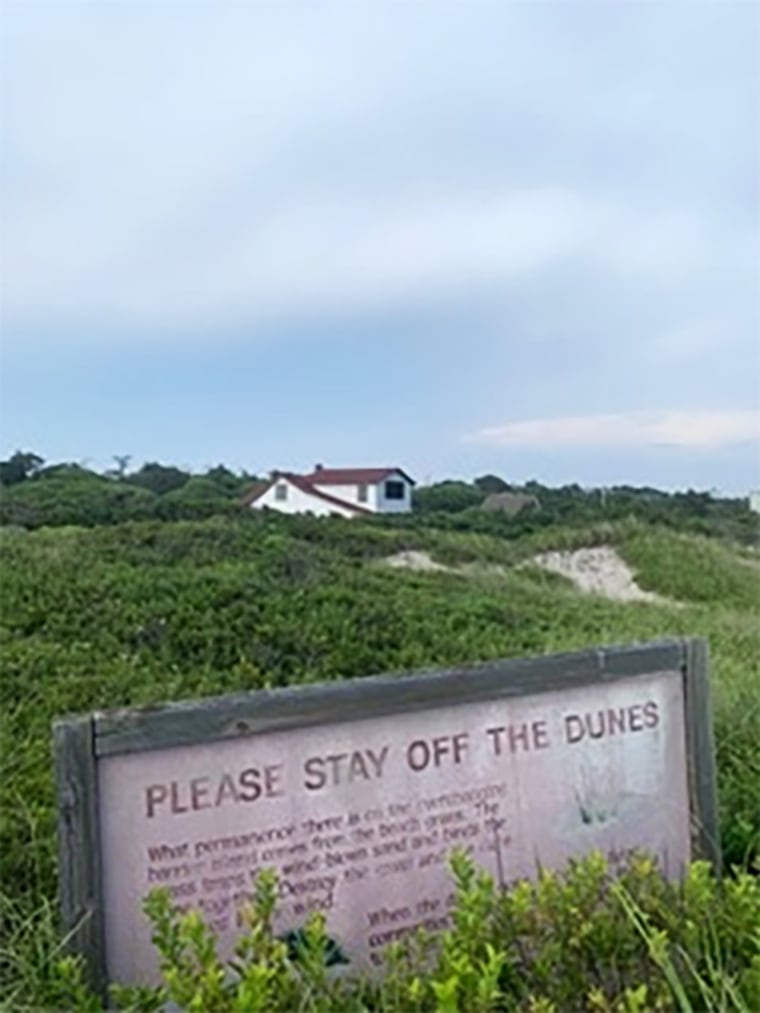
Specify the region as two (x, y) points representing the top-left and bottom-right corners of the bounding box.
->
(54, 638), (719, 994)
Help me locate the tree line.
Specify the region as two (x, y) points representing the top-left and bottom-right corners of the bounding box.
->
(0, 449), (757, 543)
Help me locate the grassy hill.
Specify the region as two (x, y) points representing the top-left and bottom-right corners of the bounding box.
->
(0, 513), (758, 1009)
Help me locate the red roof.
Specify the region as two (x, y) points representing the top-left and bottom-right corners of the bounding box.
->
(302, 467), (415, 486)
(240, 480), (270, 506)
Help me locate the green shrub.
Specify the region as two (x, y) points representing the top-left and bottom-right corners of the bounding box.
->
(38, 853), (760, 1013)
(0, 474), (157, 528)
(619, 531), (760, 611)
(1, 516), (758, 1008)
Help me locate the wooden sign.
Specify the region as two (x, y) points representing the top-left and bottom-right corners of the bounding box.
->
(54, 639), (719, 993)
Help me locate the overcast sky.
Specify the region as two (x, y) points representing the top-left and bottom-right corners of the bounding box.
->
(1, 1), (758, 491)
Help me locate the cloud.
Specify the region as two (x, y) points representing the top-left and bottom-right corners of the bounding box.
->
(1, 2), (756, 345)
(0, 184), (711, 336)
(465, 410), (760, 450)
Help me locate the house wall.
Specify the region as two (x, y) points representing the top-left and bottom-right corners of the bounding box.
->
(251, 479), (358, 518)
(311, 474), (412, 514)
(749, 491), (760, 514)
(374, 472), (413, 514)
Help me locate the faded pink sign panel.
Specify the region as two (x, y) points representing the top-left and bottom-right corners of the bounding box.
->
(98, 669), (689, 985)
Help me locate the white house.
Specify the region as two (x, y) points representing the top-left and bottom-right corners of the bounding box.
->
(243, 466), (415, 517)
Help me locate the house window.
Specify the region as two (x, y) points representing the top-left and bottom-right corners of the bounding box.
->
(275, 483), (288, 502)
(384, 480), (405, 500)
(357, 483), (369, 503)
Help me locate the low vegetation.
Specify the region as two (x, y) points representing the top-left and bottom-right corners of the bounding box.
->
(0, 459), (758, 1010)
(50, 853), (760, 1012)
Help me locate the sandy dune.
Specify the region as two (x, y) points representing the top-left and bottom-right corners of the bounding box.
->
(385, 545), (666, 605)
(531, 546), (663, 603)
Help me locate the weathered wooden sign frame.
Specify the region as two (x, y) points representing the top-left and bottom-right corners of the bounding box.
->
(54, 638), (719, 995)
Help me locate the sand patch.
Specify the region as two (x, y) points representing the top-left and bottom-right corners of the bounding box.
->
(383, 550), (450, 572)
(531, 546), (664, 604)
(384, 544), (672, 605)
(382, 553), (509, 579)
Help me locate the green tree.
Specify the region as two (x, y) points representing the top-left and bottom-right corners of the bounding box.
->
(126, 462), (190, 496)
(110, 455), (132, 479)
(0, 450), (44, 486)
(203, 465), (247, 495)
(474, 474), (510, 495)
(413, 481), (484, 513)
